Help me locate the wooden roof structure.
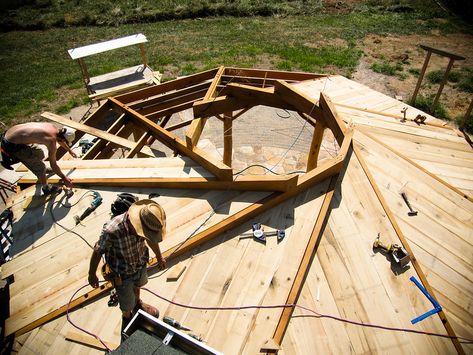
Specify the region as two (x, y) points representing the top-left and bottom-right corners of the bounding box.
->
(2, 67), (472, 354)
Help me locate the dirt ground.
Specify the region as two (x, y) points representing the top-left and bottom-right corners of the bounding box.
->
(352, 32), (473, 123)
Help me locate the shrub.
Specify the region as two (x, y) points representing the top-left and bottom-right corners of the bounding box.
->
(413, 95), (449, 120)
(458, 69), (473, 93)
(426, 69), (463, 84)
(370, 60), (403, 76)
(426, 69), (444, 84)
(408, 67), (420, 76)
(463, 115), (473, 133)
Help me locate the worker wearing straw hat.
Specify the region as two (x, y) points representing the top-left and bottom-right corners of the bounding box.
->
(88, 199), (167, 338)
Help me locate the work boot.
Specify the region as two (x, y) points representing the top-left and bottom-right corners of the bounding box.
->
(42, 184), (62, 196)
(134, 299), (159, 318)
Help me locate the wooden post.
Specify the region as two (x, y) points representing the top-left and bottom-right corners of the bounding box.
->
(307, 122), (325, 171)
(186, 66), (225, 148)
(410, 50), (431, 105)
(460, 98), (473, 130)
(139, 43), (148, 68)
(77, 58), (92, 94)
(126, 132), (151, 159)
(223, 112), (233, 167)
(431, 57), (454, 113)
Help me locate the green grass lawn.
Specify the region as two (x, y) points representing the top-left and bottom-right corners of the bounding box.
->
(0, 1), (470, 130)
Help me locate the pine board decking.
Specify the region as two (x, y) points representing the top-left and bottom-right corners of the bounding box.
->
(3, 69), (472, 354)
(281, 148), (454, 354)
(354, 131), (473, 347)
(294, 76), (473, 198)
(3, 186), (271, 337)
(14, 156), (207, 172)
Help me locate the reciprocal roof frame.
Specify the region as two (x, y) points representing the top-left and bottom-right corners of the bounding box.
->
(8, 66), (471, 354)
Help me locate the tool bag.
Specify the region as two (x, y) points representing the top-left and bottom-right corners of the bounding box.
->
(111, 192), (139, 216)
(101, 263), (122, 286)
(0, 134), (20, 170)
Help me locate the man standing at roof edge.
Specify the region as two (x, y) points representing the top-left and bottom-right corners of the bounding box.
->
(88, 199), (167, 340)
(1, 122), (77, 195)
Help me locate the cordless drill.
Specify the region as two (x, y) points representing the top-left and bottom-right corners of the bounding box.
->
(74, 191), (103, 225)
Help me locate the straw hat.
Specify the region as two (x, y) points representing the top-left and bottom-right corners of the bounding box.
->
(128, 199), (166, 243)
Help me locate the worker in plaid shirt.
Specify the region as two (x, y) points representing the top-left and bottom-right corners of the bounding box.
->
(88, 199), (167, 338)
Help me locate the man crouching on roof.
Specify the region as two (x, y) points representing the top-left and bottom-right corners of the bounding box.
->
(88, 199), (167, 338)
(1, 122), (77, 195)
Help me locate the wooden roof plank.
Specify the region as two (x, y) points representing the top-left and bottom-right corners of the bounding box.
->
(114, 67), (219, 104)
(192, 95), (250, 118)
(41, 111), (154, 157)
(362, 128), (473, 167)
(272, 174), (339, 346)
(222, 83), (296, 111)
(15, 156), (202, 172)
(357, 129), (472, 202)
(334, 102), (455, 130)
(67, 33), (147, 60)
(19, 175), (298, 193)
(134, 86), (208, 116)
(224, 67), (327, 81)
(354, 132), (472, 353)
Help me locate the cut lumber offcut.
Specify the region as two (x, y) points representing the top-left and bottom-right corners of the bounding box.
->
(65, 331), (118, 351)
(167, 262), (187, 282)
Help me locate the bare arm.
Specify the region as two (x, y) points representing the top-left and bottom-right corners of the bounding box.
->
(58, 140), (77, 158)
(147, 239), (166, 270)
(45, 138), (73, 187)
(88, 245), (101, 288)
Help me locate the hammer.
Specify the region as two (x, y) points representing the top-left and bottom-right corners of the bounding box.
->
(400, 192), (418, 216)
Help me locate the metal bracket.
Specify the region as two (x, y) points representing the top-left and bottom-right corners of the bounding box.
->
(163, 331), (175, 345)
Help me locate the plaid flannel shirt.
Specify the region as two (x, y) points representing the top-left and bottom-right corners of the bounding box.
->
(96, 212), (149, 276)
